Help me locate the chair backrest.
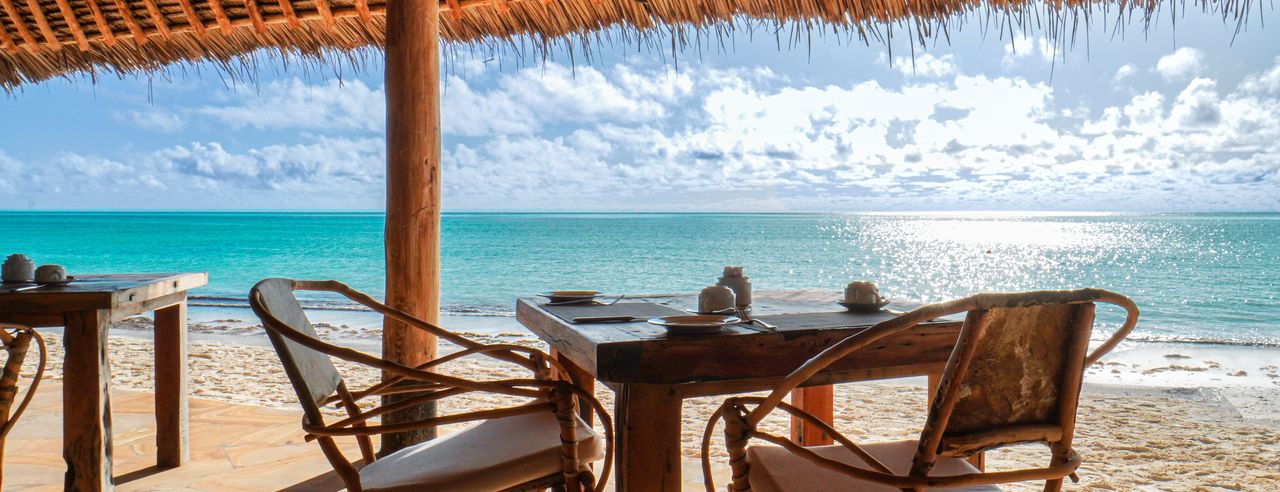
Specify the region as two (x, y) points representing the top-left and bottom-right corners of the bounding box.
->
(912, 290), (1104, 476)
(249, 278), (342, 425)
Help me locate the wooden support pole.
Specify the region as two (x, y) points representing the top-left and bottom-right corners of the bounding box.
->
(381, 0), (442, 455)
(790, 385), (834, 446)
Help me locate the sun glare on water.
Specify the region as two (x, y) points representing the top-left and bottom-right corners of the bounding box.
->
(840, 215), (1150, 305)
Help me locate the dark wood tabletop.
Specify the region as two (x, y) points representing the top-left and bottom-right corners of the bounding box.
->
(516, 295), (962, 387)
(0, 273), (207, 326)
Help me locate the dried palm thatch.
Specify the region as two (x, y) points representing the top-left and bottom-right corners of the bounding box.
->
(0, 0), (1256, 89)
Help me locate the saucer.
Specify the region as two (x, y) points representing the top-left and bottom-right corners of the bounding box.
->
(537, 290), (601, 303)
(648, 315), (740, 334)
(836, 299), (891, 313)
(37, 275), (76, 286)
(684, 307), (738, 315)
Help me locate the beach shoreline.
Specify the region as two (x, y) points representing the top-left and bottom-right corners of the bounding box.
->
(23, 308), (1280, 489)
(126, 299), (1280, 424)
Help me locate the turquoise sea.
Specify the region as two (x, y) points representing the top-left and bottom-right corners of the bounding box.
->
(2, 211), (1277, 345)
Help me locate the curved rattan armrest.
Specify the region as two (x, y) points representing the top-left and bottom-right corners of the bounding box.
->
(744, 303), (960, 427)
(250, 291), (546, 400)
(701, 396), (896, 491)
(290, 280), (536, 370)
(743, 288), (1139, 427)
(335, 344), (564, 404)
(305, 400), (558, 439)
(0, 324), (46, 441)
(1083, 291), (1140, 365)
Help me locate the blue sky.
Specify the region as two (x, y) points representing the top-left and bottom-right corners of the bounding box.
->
(1, 8), (1278, 211)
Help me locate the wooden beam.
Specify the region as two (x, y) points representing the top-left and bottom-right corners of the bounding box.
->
(0, 0), (38, 52)
(112, 0), (148, 45)
(207, 0), (232, 32)
(84, 0), (116, 46)
(141, 0), (173, 39)
(277, 0), (299, 27)
(0, 17), (18, 52)
(2, 0), (535, 53)
(354, 0), (371, 24)
(175, 0), (205, 35)
(313, 0), (334, 26)
(244, 0), (266, 33)
(381, 0), (442, 455)
(22, 0), (60, 49)
(53, 0), (91, 50)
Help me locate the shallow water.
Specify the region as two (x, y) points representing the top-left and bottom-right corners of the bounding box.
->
(2, 211), (1277, 345)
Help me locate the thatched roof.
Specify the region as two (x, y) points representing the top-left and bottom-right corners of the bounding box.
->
(0, 0), (1253, 89)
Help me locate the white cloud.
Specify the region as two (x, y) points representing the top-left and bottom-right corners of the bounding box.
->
(1169, 78), (1222, 128)
(894, 54), (958, 78)
(0, 151), (22, 191)
(1113, 64), (1137, 83)
(1002, 37), (1057, 66)
(1240, 56), (1280, 94)
(10, 56), (1280, 212)
(1156, 48), (1205, 82)
(153, 138), (385, 190)
(435, 59), (1280, 211)
(116, 108), (185, 133)
(198, 79), (385, 132)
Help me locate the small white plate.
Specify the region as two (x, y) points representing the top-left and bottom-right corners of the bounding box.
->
(38, 275), (76, 286)
(537, 290), (601, 303)
(685, 307), (738, 315)
(836, 299), (891, 313)
(648, 315), (740, 334)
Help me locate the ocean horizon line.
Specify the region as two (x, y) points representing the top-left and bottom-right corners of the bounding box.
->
(2, 209), (1278, 216)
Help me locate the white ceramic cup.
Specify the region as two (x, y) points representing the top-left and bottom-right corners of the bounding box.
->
(35, 264), (68, 284)
(844, 281), (881, 304)
(699, 285), (736, 314)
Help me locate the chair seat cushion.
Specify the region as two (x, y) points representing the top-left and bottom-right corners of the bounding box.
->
(746, 440), (1000, 492)
(359, 409), (604, 492)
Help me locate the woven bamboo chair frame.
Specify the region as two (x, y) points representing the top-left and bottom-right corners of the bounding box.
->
(0, 324), (46, 487)
(249, 279), (614, 492)
(701, 288), (1139, 492)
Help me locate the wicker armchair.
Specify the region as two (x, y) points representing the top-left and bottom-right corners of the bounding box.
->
(701, 289), (1139, 492)
(249, 279), (613, 492)
(1, 324), (46, 486)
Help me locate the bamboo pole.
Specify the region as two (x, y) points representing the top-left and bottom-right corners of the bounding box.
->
(380, 0), (442, 455)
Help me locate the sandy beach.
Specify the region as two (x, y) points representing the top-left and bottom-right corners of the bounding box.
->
(24, 310), (1280, 491)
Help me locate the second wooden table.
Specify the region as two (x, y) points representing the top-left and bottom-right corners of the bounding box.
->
(516, 294), (963, 491)
(0, 273), (206, 491)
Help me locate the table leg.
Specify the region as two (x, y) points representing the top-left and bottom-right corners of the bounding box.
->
(927, 372), (984, 471)
(550, 348), (594, 425)
(789, 385), (834, 446)
(62, 309), (113, 491)
(154, 302), (190, 467)
(615, 383), (682, 492)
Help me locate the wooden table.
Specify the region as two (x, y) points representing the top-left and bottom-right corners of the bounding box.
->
(0, 273), (207, 491)
(516, 294), (964, 492)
